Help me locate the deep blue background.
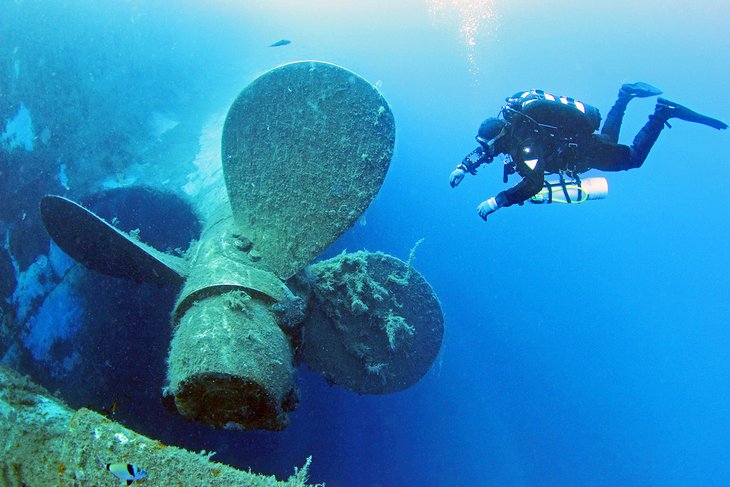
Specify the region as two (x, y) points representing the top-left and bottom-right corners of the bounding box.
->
(3, 1), (730, 486)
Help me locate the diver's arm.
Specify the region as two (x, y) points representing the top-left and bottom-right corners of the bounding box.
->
(498, 163), (545, 206)
(477, 159), (544, 221)
(450, 146), (494, 188)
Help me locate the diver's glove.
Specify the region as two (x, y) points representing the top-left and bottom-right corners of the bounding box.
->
(452, 146), (493, 187)
(449, 165), (467, 188)
(477, 197), (501, 221)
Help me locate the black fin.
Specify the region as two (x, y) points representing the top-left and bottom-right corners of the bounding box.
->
(657, 98), (728, 130)
(621, 82), (662, 98)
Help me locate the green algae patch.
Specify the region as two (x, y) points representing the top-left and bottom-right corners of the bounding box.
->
(383, 309), (415, 351)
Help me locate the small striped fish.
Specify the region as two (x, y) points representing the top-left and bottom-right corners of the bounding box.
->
(96, 455), (148, 485)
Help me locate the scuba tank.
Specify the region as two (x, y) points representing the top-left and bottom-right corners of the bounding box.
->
(530, 177), (608, 204)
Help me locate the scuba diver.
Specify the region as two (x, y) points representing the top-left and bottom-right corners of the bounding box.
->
(449, 83), (728, 221)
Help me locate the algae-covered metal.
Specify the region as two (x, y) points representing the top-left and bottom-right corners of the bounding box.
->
(38, 61), (444, 435)
(167, 210), (302, 431)
(0, 366), (318, 486)
(299, 251), (444, 394)
(40, 195), (187, 287)
(172, 211), (293, 326)
(222, 61), (395, 279)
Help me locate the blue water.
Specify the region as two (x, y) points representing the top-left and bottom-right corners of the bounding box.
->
(2, 1), (729, 486)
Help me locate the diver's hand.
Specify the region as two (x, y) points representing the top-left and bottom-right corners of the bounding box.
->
(477, 197), (500, 221)
(449, 167), (466, 188)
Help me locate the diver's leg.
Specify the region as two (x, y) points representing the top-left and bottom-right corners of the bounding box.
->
(606, 97), (727, 170)
(587, 115), (664, 171)
(626, 113), (666, 169)
(594, 96), (726, 171)
(601, 91), (631, 143)
(601, 82), (663, 143)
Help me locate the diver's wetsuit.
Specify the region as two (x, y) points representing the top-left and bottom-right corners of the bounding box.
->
(496, 94), (666, 208)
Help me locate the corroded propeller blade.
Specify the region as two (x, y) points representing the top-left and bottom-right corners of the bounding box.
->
(40, 195), (187, 286)
(298, 251), (444, 394)
(222, 61), (395, 279)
